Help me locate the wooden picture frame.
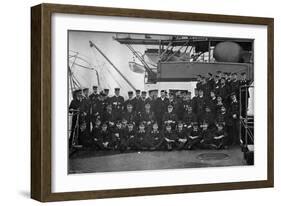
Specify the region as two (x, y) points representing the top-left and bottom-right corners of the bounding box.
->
(31, 3), (274, 202)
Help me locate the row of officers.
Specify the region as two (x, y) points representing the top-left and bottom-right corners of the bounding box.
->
(69, 71), (251, 148)
(77, 120), (228, 151)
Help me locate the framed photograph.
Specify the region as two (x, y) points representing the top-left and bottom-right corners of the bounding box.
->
(31, 3), (274, 202)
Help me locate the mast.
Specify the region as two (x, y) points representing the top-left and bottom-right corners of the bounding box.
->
(89, 41), (136, 91)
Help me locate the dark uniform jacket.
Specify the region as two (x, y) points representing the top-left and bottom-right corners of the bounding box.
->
(110, 95), (125, 114)
(201, 82), (211, 97)
(111, 127), (125, 143)
(217, 84), (229, 100)
(196, 96), (206, 116)
(214, 80), (220, 94)
(80, 97), (91, 114)
(191, 96), (199, 114)
(216, 112), (230, 126)
(207, 97), (217, 114)
(200, 129), (213, 142)
(146, 130), (163, 148)
(175, 129), (188, 140)
(196, 82), (202, 90)
(99, 130), (112, 144)
(145, 97), (155, 110)
(139, 110), (155, 125)
(162, 112), (178, 125)
(69, 98), (82, 113)
(229, 100), (240, 122)
(189, 129), (201, 139)
(135, 130), (147, 148)
(201, 111), (215, 126)
(89, 93), (99, 102)
(123, 98), (135, 111)
(154, 97), (169, 122)
(101, 111), (117, 126)
(183, 112), (198, 127)
(122, 111), (137, 124)
(69, 98), (82, 128)
(230, 79), (240, 96)
(132, 97), (142, 114)
(207, 78), (215, 91)
(163, 131), (178, 141)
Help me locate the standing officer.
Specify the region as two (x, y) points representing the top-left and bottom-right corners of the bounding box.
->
(132, 89), (142, 114)
(124, 91), (135, 111)
(69, 89), (83, 146)
(178, 91), (192, 120)
(230, 73), (240, 98)
(139, 91), (147, 113)
(110, 88), (124, 120)
(80, 88), (91, 132)
(145, 90), (155, 111)
(240, 72), (251, 118)
(191, 88), (199, 114)
(229, 93), (240, 146)
(103, 88), (110, 106)
(201, 77), (211, 98)
(154, 90), (169, 129)
(89, 85), (99, 101)
(216, 71), (222, 83)
(196, 89), (206, 121)
(217, 77), (229, 103)
(196, 75), (203, 90)
(213, 75), (220, 95)
(207, 72), (215, 91)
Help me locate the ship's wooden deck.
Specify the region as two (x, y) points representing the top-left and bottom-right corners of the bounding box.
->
(68, 146), (247, 174)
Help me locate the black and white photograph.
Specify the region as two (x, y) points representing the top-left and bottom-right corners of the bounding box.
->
(68, 30), (254, 174)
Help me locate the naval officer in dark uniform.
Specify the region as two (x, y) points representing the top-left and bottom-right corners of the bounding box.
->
(240, 72), (251, 118)
(110, 88), (124, 120)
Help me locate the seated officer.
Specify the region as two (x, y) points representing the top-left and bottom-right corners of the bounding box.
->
(200, 105), (215, 130)
(199, 121), (216, 149)
(133, 123), (148, 151)
(215, 105), (229, 128)
(208, 90), (217, 114)
(101, 104), (117, 129)
(183, 106), (197, 131)
(162, 104), (178, 129)
(122, 103), (137, 125)
(186, 122), (201, 150)
(112, 121), (126, 151)
(91, 118), (102, 150)
(125, 122), (136, 150)
(162, 124), (178, 151)
(211, 123), (228, 149)
(215, 96), (225, 115)
(145, 123), (164, 151)
(99, 123), (116, 150)
(78, 121), (91, 148)
(175, 121), (189, 150)
(139, 102), (155, 129)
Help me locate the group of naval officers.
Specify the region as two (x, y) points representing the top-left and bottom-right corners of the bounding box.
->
(69, 70), (251, 152)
